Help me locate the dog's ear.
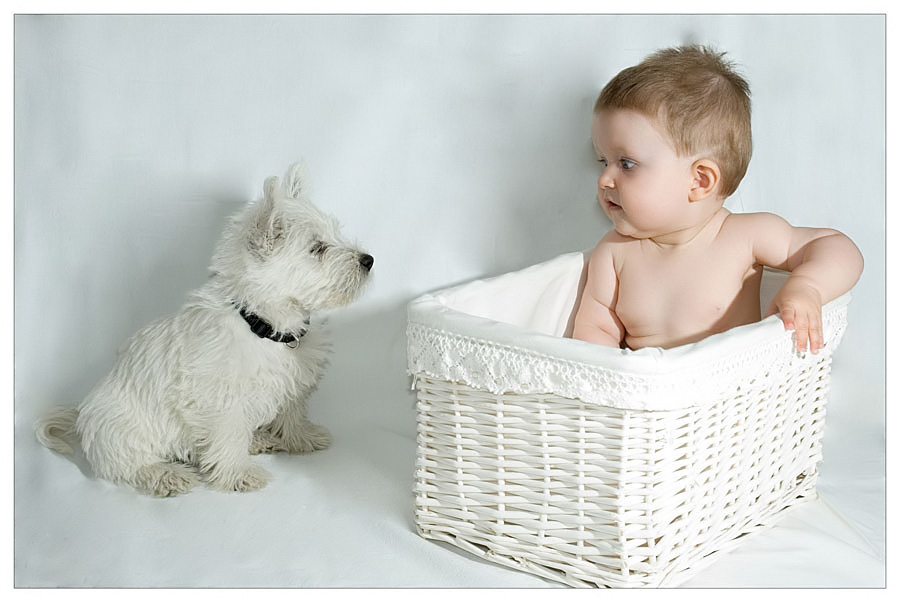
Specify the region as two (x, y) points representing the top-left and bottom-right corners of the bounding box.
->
(283, 162), (307, 200)
(263, 175), (279, 203)
(247, 177), (286, 259)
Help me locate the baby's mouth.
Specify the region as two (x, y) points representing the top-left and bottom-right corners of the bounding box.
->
(605, 198), (622, 211)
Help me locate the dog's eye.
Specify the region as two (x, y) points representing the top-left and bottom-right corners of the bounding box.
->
(310, 241), (329, 257)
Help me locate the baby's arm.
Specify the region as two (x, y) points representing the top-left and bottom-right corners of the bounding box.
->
(572, 239), (625, 347)
(746, 213), (863, 353)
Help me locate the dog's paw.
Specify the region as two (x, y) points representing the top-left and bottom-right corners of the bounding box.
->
(134, 462), (199, 498)
(210, 463), (271, 493)
(303, 423), (333, 451)
(232, 464), (271, 492)
(249, 428), (286, 455)
(282, 422), (333, 454)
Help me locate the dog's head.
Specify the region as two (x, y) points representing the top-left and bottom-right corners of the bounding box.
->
(211, 163), (373, 328)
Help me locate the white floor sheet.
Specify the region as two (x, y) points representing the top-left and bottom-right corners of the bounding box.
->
(13, 312), (886, 588)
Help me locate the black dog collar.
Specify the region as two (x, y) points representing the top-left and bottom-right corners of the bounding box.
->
(237, 306), (309, 347)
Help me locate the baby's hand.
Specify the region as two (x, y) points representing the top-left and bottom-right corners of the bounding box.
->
(766, 276), (825, 354)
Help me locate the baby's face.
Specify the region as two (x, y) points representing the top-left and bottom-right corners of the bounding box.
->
(592, 109), (698, 241)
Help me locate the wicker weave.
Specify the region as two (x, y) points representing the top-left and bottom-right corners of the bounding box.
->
(409, 254), (848, 587)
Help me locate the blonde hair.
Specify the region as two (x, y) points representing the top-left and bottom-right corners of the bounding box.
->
(595, 45), (752, 198)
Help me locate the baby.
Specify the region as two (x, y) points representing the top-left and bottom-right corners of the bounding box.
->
(572, 45), (863, 352)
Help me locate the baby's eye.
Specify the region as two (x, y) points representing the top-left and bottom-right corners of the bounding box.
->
(597, 158), (609, 170)
(620, 159), (636, 170)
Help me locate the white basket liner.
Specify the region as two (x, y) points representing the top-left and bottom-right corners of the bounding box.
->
(408, 252), (849, 411)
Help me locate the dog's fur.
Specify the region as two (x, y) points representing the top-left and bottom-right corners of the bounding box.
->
(35, 163), (372, 497)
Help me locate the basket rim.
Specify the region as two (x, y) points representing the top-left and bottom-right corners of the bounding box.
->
(407, 251), (850, 377)
(407, 252), (850, 410)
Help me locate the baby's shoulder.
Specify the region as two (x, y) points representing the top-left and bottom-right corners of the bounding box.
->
(591, 229), (638, 259)
(596, 229), (637, 247)
(721, 210), (787, 229)
(719, 211), (791, 240)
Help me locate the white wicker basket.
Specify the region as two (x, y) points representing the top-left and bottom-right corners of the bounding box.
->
(407, 252), (849, 588)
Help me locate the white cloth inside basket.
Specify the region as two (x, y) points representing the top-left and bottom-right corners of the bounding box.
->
(407, 252), (850, 410)
(432, 252), (588, 338)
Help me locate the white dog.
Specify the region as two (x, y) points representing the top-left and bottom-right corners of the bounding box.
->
(35, 163), (373, 497)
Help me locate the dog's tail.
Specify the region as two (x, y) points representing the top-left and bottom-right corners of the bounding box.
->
(34, 407), (80, 455)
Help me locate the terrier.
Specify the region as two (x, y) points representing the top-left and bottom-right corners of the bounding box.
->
(35, 163), (373, 497)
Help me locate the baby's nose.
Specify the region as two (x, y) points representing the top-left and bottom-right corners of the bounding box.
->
(598, 173), (615, 190)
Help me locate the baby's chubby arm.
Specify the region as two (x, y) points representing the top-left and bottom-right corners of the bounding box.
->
(744, 213), (863, 353)
(572, 238), (625, 347)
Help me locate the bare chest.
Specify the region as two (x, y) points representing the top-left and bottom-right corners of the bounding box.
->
(614, 247), (761, 348)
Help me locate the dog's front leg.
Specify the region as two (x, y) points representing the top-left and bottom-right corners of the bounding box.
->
(262, 393), (332, 454)
(198, 416), (270, 492)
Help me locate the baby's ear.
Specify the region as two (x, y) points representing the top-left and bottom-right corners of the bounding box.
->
(689, 159), (721, 202)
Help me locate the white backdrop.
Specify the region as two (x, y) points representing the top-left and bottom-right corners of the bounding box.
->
(13, 14), (885, 587)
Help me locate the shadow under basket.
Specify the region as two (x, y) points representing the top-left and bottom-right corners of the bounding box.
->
(406, 252), (850, 587)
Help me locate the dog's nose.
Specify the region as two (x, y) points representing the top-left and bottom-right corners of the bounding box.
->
(359, 253), (374, 272)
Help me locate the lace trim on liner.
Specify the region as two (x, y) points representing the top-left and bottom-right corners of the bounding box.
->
(407, 305), (847, 411)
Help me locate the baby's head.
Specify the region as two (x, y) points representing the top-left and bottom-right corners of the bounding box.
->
(595, 45), (752, 199)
